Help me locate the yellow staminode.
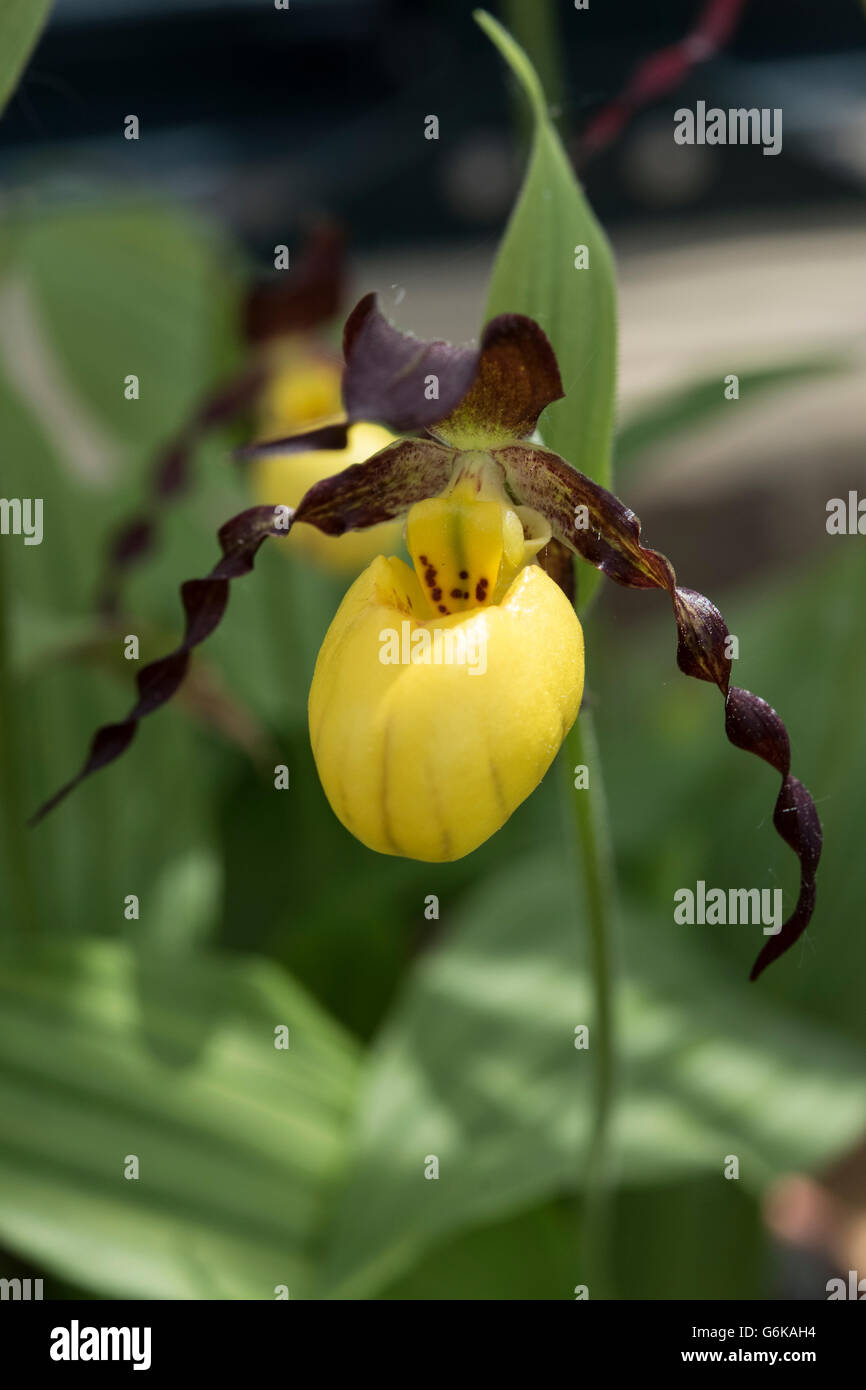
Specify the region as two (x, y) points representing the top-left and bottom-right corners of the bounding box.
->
(308, 459), (584, 861)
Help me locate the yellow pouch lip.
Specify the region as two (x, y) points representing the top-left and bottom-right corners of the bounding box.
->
(309, 555), (584, 862)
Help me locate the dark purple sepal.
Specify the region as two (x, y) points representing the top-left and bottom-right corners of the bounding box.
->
(340, 294), (481, 434)
(341, 295), (563, 444)
(430, 313), (564, 447)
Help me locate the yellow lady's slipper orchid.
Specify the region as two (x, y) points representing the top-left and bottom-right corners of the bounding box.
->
(252, 343), (403, 573)
(309, 456), (584, 860)
(38, 294), (822, 979)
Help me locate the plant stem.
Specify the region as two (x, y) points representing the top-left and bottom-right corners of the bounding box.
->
(564, 705), (618, 1297)
(0, 541), (38, 940)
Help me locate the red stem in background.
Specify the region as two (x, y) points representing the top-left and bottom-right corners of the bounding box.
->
(580, 0), (749, 160)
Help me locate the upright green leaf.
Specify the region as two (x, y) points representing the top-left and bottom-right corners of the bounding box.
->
(0, 0), (53, 114)
(478, 10), (617, 607)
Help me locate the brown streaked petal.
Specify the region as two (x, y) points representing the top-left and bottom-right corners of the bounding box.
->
(294, 437), (454, 536)
(430, 313), (564, 448)
(494, 442), (672, 590)
(496, 442), (822, 981)
(341, 293), (482, 433)
(30, 506), (292, 825)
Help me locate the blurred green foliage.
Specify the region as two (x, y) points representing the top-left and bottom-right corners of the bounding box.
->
(0, 0), (53, 114)
(615, 356), (851, 477)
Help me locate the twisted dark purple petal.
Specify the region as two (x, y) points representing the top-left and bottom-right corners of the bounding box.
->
(96, 366), (266, 617)
(293, 438), (453, 535)
(496, 443), (822, 981)
(31, 506), (290, 825)
(33, 436), (460, 823)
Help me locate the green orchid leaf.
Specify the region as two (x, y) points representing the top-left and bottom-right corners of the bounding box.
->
(0, 0), (53, 115)
(617, 354), (849, 474)
(478, 9), (617, 610)
(320, 849), (865, 1298)
(13, 204), (238, 446)
(383, 1180), (764, 1301)
(0, 204), (250, 941)
(0, 937), (359, 1299)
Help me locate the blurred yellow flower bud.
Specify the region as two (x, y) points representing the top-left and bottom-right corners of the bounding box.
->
(255, 420), (402, 573)
(308, 461), (584, 861)
(257, 346), (343, 435)
(253, 346), (403, 573)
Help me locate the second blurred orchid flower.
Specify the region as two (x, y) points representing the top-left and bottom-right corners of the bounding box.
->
(96, 226), (398, 612)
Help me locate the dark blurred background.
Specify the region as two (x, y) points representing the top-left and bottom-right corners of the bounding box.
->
(4, 0), (866, 248)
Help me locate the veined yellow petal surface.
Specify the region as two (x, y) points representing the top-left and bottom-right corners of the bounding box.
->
(309, 554), (584, 861)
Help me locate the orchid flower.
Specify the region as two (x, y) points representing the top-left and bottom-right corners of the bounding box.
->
(252, 350), (400, 574)
(32, 295), (822, 981)
(95, 225), (393, 615)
